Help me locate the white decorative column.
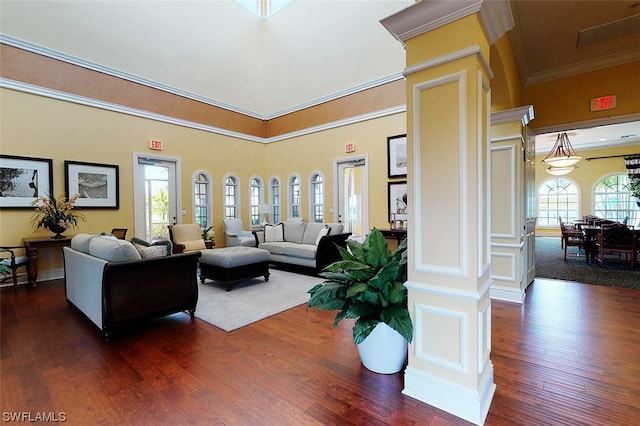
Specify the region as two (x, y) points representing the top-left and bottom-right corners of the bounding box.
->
(490, 106), (535, 303)
(381, 1), (514, 425)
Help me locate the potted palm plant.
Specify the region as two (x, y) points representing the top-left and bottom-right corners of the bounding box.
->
(307, 227), (413, 374)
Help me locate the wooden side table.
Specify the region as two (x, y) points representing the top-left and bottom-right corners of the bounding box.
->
(380, 229), (407, 251)
(23, 235), (74, 287)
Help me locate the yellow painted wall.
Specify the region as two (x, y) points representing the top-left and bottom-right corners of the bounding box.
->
(523, 62), (640, 129)
(0, 88), (406, 276)
(490, 34), (524, 111)
(535, 142), (640, 236)
(264, 113), (406, 230)
(0, 89), (265, 271)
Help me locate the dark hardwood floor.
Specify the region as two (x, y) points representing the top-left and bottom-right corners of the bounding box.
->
(1, 278), (639, 425)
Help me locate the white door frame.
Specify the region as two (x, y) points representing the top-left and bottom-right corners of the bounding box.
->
(132, 152), (182, 239)
(333, 155), (369, 239)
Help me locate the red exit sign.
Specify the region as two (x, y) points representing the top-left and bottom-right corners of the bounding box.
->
(149, 139), (163, 150)
(345, 143), (356, 153)
(590, 95), (616, 112)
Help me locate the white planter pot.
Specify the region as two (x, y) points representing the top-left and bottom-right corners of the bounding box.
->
(357, 322), (408, 374)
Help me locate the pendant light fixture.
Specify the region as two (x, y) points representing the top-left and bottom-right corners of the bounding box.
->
(543, 132), (581, 175)
(545, 165), (577, 176)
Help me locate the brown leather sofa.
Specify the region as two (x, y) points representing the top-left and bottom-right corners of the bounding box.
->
(63, 234), (201, 341)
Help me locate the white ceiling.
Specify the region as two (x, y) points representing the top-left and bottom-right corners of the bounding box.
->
(0, 0), (411, 118)
(1, 0), (639, 149)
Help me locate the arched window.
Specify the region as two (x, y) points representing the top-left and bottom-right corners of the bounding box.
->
(310, 172), (324, 223)
(223, 175), (239, 219)
(192, 171), (211, 227)
(270, 177), (281, 224)
(288, 174), (301, 220)
(538, 177), (580, 227)
(249, 177), (263, 226)
(594, 174), (635, 222)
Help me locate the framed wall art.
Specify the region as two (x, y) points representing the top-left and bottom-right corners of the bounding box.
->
(65, 160), (119, 209)
(0, 155), (53, 209)
(388, 180), (407, 223)
(387, 134), (407, 178)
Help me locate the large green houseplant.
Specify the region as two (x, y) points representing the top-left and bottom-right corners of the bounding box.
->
(308, 227), (413, 372)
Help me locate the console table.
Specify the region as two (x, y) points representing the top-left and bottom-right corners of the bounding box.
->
(380, 229), (407, 251)
(23, 236), (74, 287)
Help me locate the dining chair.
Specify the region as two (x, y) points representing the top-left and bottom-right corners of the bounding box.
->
(0, 246), (30, 293)
(595, 224), (637, 270)
(560, 220), (586, 261)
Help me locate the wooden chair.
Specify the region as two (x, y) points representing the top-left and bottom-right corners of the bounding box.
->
(560, 221), (586, 261)
(0, 246), (30, 293)
(110, 228), (128, 239)
(595, 223), (637, 270)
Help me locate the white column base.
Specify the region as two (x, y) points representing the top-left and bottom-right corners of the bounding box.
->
(489, 284), (525, 304)
(403, 364), (496, 426)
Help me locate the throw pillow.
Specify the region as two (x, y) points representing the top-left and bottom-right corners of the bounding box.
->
(315, 225), (330, 246)
(130, 237), (172, 257)
(264, 223), (284, 242)
(138, 245), (167, 258)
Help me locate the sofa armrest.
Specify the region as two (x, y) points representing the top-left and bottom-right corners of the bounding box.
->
(316, 232), (351, 271)
(63, 247), (109, 329)
(252, 230), (264, 246)
(102, 251), (201, 331)
(225, 232), (239, 237)
(172, 242), (186, 254)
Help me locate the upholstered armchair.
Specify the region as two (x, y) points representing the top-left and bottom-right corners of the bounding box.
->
(223, 218), (256, 247)
(168, 224), (211, 254)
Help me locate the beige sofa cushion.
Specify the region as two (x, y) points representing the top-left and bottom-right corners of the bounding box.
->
(326, 223), (344, 235)
(89, 235), (142, 263)
(183, 239), (206, 251)
(71, 233), (96, 254)
(302, 222), (326, 245)
(284, 221), (306, 244)
(171, 224), (202, 242)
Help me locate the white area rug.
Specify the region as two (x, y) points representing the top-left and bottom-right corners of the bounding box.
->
(194, 268), (323, 332)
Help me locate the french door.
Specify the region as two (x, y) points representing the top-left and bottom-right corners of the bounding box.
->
(133, 154), (180, 241)
(335, 156), (368, 241)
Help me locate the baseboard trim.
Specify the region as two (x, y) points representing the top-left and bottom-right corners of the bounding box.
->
(0, 269), (64, 290)
(403, 365), (496, 426)
(490, 284), (525, 304)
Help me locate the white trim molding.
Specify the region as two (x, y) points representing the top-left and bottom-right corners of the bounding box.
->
(0, 78), (406, 145)
(380, 0), (513, 46)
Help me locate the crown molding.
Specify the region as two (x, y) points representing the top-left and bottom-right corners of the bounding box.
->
(1, 78), (406, 144)
(1, 34), (405, 121)
(380, 0), (513, 46)
(524, 49), (640, 86)
(491, 105), (534, 127)
(0, 34), (262, 119)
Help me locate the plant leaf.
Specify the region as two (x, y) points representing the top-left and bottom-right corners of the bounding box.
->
(353, 317), (379, 345)
(364, 228), (392, 269)
(381, 306), (413, 342)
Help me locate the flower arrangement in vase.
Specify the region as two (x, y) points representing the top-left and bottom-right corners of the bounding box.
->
(31, 193), (85, 239)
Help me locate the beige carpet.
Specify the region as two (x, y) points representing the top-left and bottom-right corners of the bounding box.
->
(194, 268), (323, 332)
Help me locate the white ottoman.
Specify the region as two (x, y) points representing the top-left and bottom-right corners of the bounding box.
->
(199, 247), (270, 291)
